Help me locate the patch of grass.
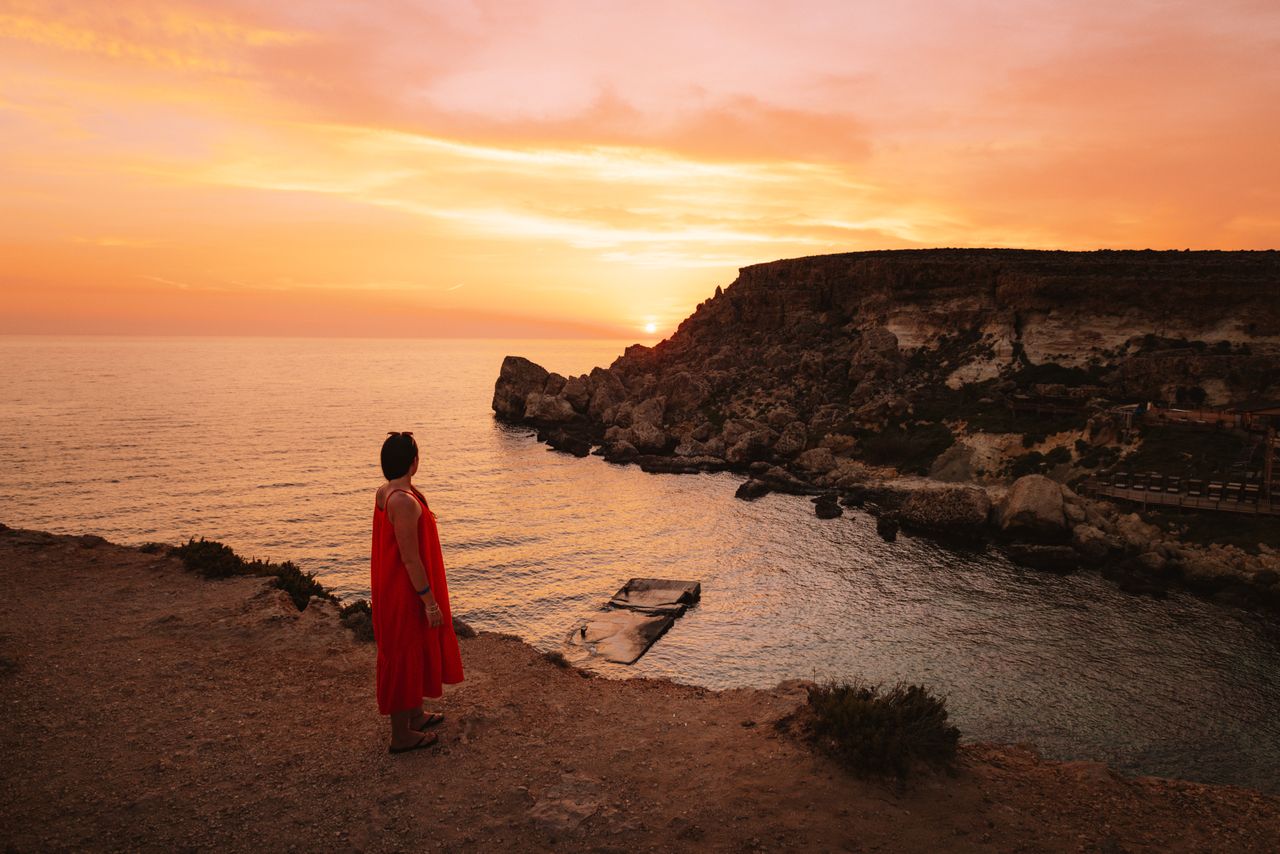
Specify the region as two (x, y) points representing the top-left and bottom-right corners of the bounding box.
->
(173, 537), (336, 610)
(806, 681), (960, 780)
(857, 422), (954, 475)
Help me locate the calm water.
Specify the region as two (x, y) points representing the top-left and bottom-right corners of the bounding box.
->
(2, 335), (1278, 791)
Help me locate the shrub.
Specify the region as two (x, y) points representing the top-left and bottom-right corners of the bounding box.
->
(339, 599), (375, 642)
(858, 423), (954, 475)
(271, 561), (333, 610)
(173, 537), (336, 610)
(174, 537), (245, 579)
(1008, 362), (1102, 388)
(542, 650), (571, 668)
(806, 681), (959, 780)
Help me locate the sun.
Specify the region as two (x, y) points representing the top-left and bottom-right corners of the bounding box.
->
(644, 322), (657, 335)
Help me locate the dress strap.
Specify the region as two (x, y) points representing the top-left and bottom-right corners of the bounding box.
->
(382, 488), (421, 516)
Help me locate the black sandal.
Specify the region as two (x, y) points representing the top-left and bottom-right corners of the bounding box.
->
(389, 730), (438, 754)
(414, 712), (445, 732)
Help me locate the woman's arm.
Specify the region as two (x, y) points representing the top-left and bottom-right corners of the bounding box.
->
(388, 492), (443, 627)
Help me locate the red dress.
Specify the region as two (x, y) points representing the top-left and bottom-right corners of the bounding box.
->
(371, 487), (464, 714)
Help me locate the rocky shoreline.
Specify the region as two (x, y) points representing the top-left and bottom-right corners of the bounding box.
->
(4, 523), (1280, 851)
(493, 250), (1280, 613)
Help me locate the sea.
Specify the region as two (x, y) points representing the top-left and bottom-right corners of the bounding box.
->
(2, 335), (1278, 791)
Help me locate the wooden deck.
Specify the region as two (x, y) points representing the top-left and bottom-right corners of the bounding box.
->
(1082, 478), (1279, 516)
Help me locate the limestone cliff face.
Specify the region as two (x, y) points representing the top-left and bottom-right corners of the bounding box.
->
(670, 250), (1278, 392)
(494, 250), (1280, 481)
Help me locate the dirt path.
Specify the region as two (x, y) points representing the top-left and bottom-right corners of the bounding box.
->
(2, 526), (1277, 852)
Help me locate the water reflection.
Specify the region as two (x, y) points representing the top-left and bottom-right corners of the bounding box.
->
(1, 335), (1278, 791)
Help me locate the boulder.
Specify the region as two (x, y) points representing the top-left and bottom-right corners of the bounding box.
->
(1114, 513), (1162, 553)
(561, 375), (591, 412)
(725, 429), (777, 465)
(995, 475), (1067, 541)
(523, 392), (578, 424)
(735, 479), (771, 501)
(1070, 524), (1119, 562)
(660, 372), (709, 413)
(813, 494), (843, 519)
(587, 369), (627, 419)
(627, 421), (670, 454)
(632, 396), (666, 427)
(929, 443), (977, 482)
(875, 515), (899, 541)
(721, 418), (768, 447)
(899, 487), (991, 538)
(766, 406), (800, 431)
(673, 439), (707, 458)
(492, 355), (550, 420)
(758, 465), (813, 494)
(826, 460), (872, 489)
(1133, 551), (1167, 573)
(636, 455), (727, 474)
(773, 421), (808, 458)
(544, 372), (567, 396)
(542, 428), (591, 457)
(690, 421), (715, 442)
(795, 447), (837, 474)
(601, 441), (638, 463)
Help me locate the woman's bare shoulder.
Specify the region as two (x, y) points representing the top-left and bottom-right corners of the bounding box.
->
(386, 489), (421, 518)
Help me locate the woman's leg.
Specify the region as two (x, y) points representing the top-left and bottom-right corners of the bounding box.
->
(409, 705), (446, 730)
(390, 707), (431, 750)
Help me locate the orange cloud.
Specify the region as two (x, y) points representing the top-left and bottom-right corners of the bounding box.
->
(1, 0), (1277, 336)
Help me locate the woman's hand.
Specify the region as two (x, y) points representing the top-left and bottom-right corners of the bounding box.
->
(420, 591), (444, 628)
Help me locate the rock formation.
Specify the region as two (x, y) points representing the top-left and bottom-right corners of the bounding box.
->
(492, 249), (1280, 611)
(494, 249), (1278, 484)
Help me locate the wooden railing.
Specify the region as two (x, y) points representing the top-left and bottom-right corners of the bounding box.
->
(1082, 473), (1278, 516)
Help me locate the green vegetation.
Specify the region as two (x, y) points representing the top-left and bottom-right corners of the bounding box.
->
(1008, 361), (1105, 388)
(338, 599), (375, 642)
(1074, 440), (1121, 470)
(805, 681), (960, 780)
(911, 381), (1089, 440)
(1007, 446), (1072, 478)
(858, 422), (954, 475)
(173, 537), (335, 610)
(1119, 426), (1253, 480)
(1135, 335), (1251, 356)
(542, 650), (572, 668)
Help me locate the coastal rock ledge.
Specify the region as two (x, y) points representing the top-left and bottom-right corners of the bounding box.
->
(4, 525), (1280, 851)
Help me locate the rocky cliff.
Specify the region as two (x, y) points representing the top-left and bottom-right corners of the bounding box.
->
(492, 250), (1280, 610)
(494, 249), (1279, 481)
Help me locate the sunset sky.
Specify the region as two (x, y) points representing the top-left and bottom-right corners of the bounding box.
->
(2, 0), (1277, 338)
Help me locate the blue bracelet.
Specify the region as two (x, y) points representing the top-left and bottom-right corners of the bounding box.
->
(415, 583), (431, 596)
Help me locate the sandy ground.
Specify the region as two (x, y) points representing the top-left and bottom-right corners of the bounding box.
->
(2, 526), (1278, 853)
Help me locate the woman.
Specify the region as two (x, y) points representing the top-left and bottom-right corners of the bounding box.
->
(371, 431), (464, 754)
